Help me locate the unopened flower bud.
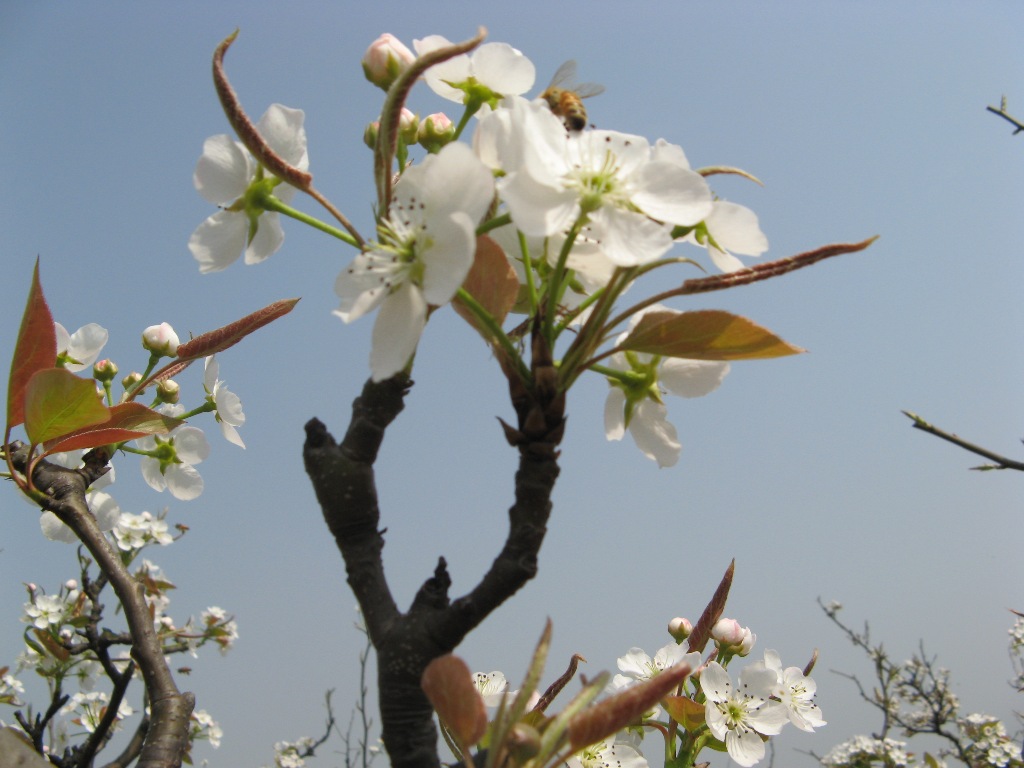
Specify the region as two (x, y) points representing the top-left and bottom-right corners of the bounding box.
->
(506, 722), (541, 761)
(362, 33), (415, 91)
(398, 108), (419, 144)
(668, 617), (693, 642)
(711, 618), (745, 646)
(93, 358), (118, 382)
(417, 112), (455, 153)
(64, 579), (78, 591)
(122, 371), (143, 391)
(156, 379), (180, 404)
(363, 120), (380, 150)
(142, 323), (179, 357)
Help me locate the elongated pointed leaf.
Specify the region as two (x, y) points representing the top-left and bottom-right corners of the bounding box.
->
(23, 369), (109, 445)
(619, 310), (803, 360)
(568, 662), (690, 751)
(175, 298), (299, 361)
(7, 260), (57, 429)
(421, 655), (488, 748)
(686, 560), (735, 654)
(453, 236), (521, 341)
(43, 402), (184, 454)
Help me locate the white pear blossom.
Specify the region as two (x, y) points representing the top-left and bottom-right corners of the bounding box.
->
(41, 490), (121, 543)
(604, 305), (730, 467)
(112, 511), (173, 551)
(478, 97), (713, 267)
(763, 650), (825, 732)
(189, 104), (308, 273)
(54, 322), (108, 372)
(688, 200), (768, 273)
(472, 671), (510, 707)
(612, 642), (701, 690)
(204, 355), (246, 448)
(413, 36), (535, 104)
(701, 661), (789, 767)
(567, 736), (648, 768)
(23, 594), (67, 630)
(136, 405), (209, 500)
(334, 141), (494, 381)
(60, 690), (133, 733)
(192, 709), (224, 749)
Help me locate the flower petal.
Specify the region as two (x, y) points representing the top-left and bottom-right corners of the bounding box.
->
(194, 135), (252, 205)
(370, 282), (427, 382)
(189, 210), (249, 273)
(659, 359), (730, 398)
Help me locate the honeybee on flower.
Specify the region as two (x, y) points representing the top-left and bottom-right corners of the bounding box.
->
(540, 59), (604, 131)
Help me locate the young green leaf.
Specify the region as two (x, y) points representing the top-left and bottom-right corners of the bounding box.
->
(7, 260), (57, 429)
(618, 310), (803, 361)
(23, 368), (109, 445)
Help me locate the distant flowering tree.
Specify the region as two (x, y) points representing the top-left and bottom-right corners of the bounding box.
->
(1, 27), (875, 768)
(816, 601), (1023, 768)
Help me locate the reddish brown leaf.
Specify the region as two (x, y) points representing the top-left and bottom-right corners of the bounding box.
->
(421, 655), (488, 748)
(24, 369), (109, 445)
(453, 236), (521, 341)
(663, 695), (707, 731)
(7, 259), (57, 429)
(176, 298), (300, 361)
(686, 560), (735, 654)
(43, 402), (184, 454)
(620, 310), (803, 361)
(568, 662), (690, 751)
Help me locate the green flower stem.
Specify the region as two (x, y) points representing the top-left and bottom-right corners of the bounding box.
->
(543, 220), (582, 344)
(518, 230), (540, 318)
(476, 211), (512, 235)
(454, 288), (529, 383)
(451, 102), (481, 142)
(260, 194), (360, 248)
(123, 354), (161, 402)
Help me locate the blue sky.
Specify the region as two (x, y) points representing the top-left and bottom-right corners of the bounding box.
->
(2, 3), (1023, 766)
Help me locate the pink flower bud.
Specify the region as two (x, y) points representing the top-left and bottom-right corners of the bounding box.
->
(142, 323), (179, 357)
(93, 358), (118, 382)
(668, 617), (693, 642)
(711, 618), (745, 646)
(417, 112), (455, 152)
(362, 33), (415, 91)
(64, 579), (78, 590)
(398, 107), (420, 144)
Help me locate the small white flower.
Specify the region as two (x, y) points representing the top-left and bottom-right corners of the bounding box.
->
(687, 200), (768, 273)
(189, 104), (308, 273)
(700, 661), (789, 767)
(137, 405), (209, 500)
(612, 642), (700, 689)
(334, 142), (494, 381)
(23, 594), (66, 630)
(604, 305), (730, 467)
(204, 356), (246, 448)
(567, 736), (648, 768)
(112, 511), (173, 551)
(414, 36), (535, 104)
(763, 650), (825, 732)
(54, 322), (108, 372)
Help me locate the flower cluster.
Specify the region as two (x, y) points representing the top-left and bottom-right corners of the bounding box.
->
(469, 615), (823, 768)
(188, 31), (784, 465)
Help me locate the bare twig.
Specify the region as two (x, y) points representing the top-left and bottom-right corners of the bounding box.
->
(902, 411), (1024, 471)
(987, 96), (1024, 135)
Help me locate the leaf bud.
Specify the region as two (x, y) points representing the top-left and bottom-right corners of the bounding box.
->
(142, 323), (179, 357)
(362, 33), (415, 91)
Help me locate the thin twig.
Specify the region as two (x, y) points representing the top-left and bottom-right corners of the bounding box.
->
(902, 411), (1024, 471)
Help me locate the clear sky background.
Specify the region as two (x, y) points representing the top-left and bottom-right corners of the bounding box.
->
(2, 3), (1023, 766)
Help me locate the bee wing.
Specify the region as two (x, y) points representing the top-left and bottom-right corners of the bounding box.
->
(547, 59), (578, 89)
(572, 82), (606, 99)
